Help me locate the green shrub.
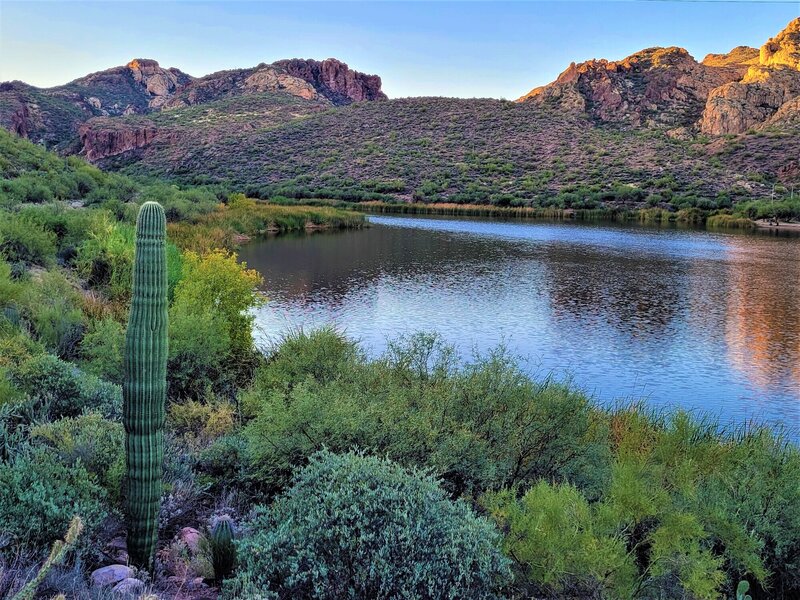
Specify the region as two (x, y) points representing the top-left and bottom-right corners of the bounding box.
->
(483, 482), (633, 597)
(224, 451), (511, 599)
(244, 327), (360, 411)
(0, 213), (57, 266)
(12, 354), (122, 419)
(20, 270), (85, 360)
(0, 447), (107, 552)
(242, 332), (608, 496)
(29, 412), (124, 503)
(79, 317), (124, 384)
(168, 250), (263, 397)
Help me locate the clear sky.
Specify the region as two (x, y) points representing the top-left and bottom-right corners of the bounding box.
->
(1, 1), (798, 99)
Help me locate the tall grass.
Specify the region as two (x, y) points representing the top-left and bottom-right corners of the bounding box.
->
(167, 196), (365, 252)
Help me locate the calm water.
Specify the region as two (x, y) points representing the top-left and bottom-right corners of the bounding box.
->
(238, 215), (800, 434)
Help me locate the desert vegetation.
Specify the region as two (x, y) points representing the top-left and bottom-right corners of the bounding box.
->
(0, 130), (798, 600)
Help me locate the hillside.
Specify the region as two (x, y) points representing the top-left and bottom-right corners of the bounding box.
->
(1, 18), (799, 210)
(0, 57), (384, 152)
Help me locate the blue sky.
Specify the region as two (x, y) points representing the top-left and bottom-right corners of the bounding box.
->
(1, 1), (798, 98)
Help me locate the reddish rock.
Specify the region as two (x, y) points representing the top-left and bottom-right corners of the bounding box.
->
(518, 46), (745, 128)
(701, 18), (800, 135)
(177, 527), (202, 554)
(78, 120), (165, 161)
(274, 58), (387, 105)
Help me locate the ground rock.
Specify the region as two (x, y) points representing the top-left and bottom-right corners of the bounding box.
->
(90, 564), (134, 588)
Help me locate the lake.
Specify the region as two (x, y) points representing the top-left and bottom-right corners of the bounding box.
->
(238, 214), (800, 435)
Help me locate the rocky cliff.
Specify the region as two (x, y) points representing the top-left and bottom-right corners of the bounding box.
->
(273, 58), (387, 104)
(521, 17), (800, 136)
(700, 17), (800, 134)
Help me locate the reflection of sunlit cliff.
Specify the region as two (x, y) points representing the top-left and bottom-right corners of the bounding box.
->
(724, 236), (800, 392)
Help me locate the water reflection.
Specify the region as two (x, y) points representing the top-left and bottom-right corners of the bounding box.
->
(238, 215), (800, 433)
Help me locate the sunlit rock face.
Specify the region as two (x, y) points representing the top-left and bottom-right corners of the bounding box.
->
(701, 18), (800, 135)
(126, 59), (192, 107)
(520, 18), (800, 136)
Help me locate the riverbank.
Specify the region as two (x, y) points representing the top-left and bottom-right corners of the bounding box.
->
(268, 198), (780, 231)
(167, 195), (366, 252)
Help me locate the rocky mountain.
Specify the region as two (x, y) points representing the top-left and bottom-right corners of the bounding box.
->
(701, 17), (800, 134)
(519, 17), (800, 136)
(0, 18), (797, 208)
(0, 57), (385, 151)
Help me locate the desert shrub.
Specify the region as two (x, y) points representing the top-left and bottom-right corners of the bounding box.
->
(29, 412), (124, 504)
(168, 398), (236, 446)
(243, 327), (360, 411)
(12, 354), (122, 420)
(481, 413), (792, 599)
(0, 213), (57, 266)
(224, 451), (511, 599)
(242, 331), (608, 497)
(0, 447), (107, 553)
(168, 250), (263, 397)
(74, 213), (134, 302)
(483, 482), (633, 597)
(78, 317), (124, 384)
(20, 270), (85, 360)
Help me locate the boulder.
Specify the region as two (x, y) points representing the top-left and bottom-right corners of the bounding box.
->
(90, 564), (134, 588)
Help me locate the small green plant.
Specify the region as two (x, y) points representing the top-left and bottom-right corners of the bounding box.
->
(736, 581), (752, 600)
(209, 516), (237, 581)
(11, 516), (84, 600)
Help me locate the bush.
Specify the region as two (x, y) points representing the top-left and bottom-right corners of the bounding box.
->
(224, 451), (511, 599)
(29, 412), (124, 503)
(483, 483), (634, 597)
(242, 332), (608, 496)
(168, 250), (263, 397)
(0, 447), (107, 553)
(0, 213), (57, 266)
(20, 270), (85, 360)
(78, 317), (124, 384)
(12, 354), (122, 419)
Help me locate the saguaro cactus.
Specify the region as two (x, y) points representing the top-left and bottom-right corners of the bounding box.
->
(209, 515), (237, 581)
(124, 201), (168, 569)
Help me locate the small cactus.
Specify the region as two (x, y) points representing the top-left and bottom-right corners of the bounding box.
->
(736, 581), (752, 600)
(11, 516), (83, 600)
(209, 516), (237, 581)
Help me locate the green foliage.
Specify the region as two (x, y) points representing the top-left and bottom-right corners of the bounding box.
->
(483, 483), (633, 597)
(224, 451), (511, 599)
(0, 447), (106, 552)
(123, 201), (169, 569)
(168, 249), (263, 397)
(74, 212), (135, 302)
(30, 412), (124, 504)
(241, 331), (607, 497)
(79, 317), (125, 384)
(12, 353), (122, 419)
(19, 270), (85, 360)
(0, 213), (57, 266)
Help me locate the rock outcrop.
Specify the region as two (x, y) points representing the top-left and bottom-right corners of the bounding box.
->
(520, 18), (800, 136)
(274, 58), (387, 104)
(161, 64), (320, 109)
(78, 120), (164, 162)
(701, 18), (800, 135)
(127, 58), (192, 107)
(518, 47), (746, 128)
(1, 56), (384, 149)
